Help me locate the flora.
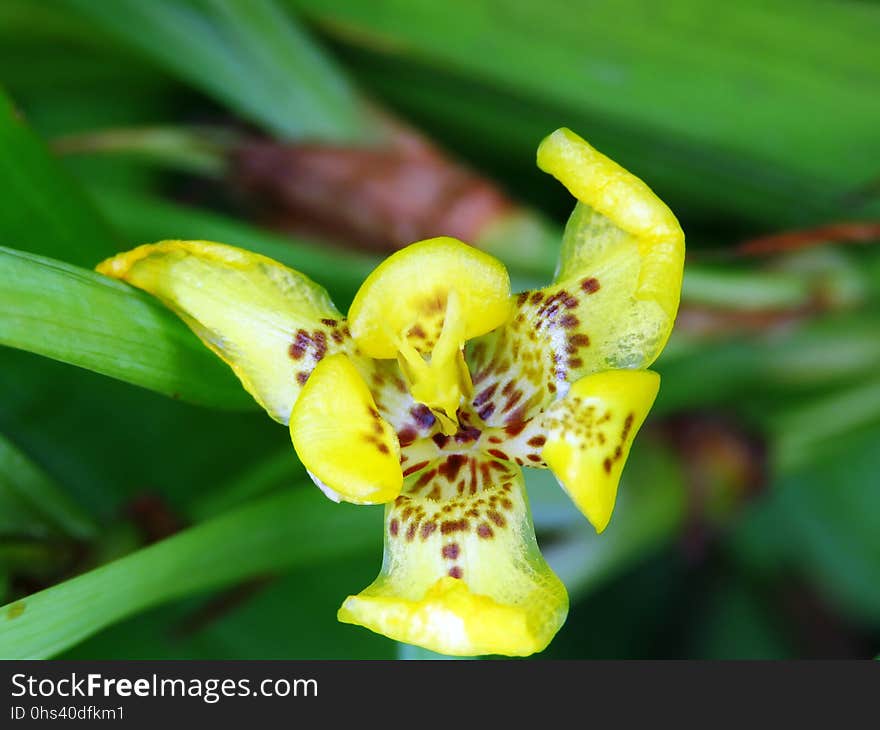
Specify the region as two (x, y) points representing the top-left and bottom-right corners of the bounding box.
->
(97, 128), (684, 656)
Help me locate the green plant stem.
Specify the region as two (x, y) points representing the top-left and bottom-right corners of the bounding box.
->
(52, 126), (236, 177)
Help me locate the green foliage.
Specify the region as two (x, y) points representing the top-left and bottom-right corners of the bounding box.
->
(1, 0), (879, 660)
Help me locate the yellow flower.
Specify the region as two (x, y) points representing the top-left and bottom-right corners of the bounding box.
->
(96, 128), (684, 657)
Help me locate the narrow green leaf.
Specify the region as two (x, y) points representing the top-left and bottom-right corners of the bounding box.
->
(0, 89), (118, 266)
(0, 486), (380, 659)
(62, 0), (379, 142)
(0, 432), (97, 540)
(295, 0), (880, 224)
(0, 246), (253, 409)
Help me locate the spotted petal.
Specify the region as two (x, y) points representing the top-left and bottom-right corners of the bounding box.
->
(338, 458), (568, 656)
(542, 369), (660, 533)
(97, 240), (349, 424)
(467, 129), (683, 424)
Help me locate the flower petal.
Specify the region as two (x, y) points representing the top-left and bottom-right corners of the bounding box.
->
(337, 458), (568, 656)
(97, 240), (347, 424)
(466, 129), (683, 423)
(348, 237), (511, 425)
(541, 369), (660, 533)
(290, 353), (402, 505)
(537, 127), (685, 365)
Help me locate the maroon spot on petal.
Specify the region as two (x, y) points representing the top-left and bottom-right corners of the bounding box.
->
(505, 405), (527, 426)
(432, 433), (450, 449)
(581, 277), (601, 294)
(487, 510), (506, 528)
(560, 314), (579, 329)
(527, 454), (543, 462)
(397, 427), (418, 447)
(407, 323), (427, 339)
(473, 383), (498, 407)
(527, 435), (547, 448)
(312, 330), (328, 360)
(440, 518), (469, 534)
(320, 318), (338, 327)
(288, 329), (310, 360)
(415, 468), (438, 490)
(454, 426), (482, 444)
(448, 566), (463, 579)
(517, 292), (529, 305)
(603, 457), (613, 474)
(487, 448), (509, 460)
(438, 454), (468, 482)
(420, 521), (437, 540)
(569, 333), (591, 348)
(478, 403), (496, 421)
(377, 443), (390, 454)
(406, 521), (418, 541)
(504, 420), (527, 437)
(477, 523), (494, 539)
(389, 518), (399, 537)
(530, 291), (544, 305)
(403, 460), (430, 477)
(296, 371), (309, 385)
(442, 543), (460, 560)
(502, 390), (523, 413)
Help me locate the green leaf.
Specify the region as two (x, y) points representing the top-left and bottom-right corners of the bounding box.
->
(0, 89), (118, 266)
(62, 0), (379, 142)
(0, 432), (97, 540)
(0, 246), (253, 409)
(295, 0), (880, 225)
(0, 486), (380, 659)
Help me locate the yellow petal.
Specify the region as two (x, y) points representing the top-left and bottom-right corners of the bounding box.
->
(338, 458), (568, 656)
(537, 128), (685, 366)
(541, 369), (659, 533)
(348, 237), (512, 426)
(97, 240), (346, 424)
(349, 237), (512, 357)
(290, 353), (402, 505)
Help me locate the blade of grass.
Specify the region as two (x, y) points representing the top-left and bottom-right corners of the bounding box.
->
(0, 485), (381, 659)
(0, 246), (253, 409)
(0, 432), (97, 540)
(61, 0), (379, 142)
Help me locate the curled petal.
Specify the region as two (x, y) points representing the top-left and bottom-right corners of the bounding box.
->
(538, 127), (685, 365)
(97, 240), (347, 424)
(338, 459), (568, 656)
(348, 237), (511, 425)
(291, 354), (402, 505)
(541, 369), (659, 533)
(467, 129), (683, 421)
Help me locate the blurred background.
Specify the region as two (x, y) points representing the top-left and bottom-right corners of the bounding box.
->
(0, 0), (879, 659)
